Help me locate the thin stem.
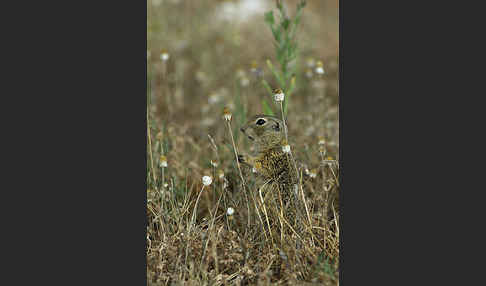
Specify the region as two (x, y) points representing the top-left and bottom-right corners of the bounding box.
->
(147, 108), (157, 188)
(190, 185), (205, 232)
(279, 101), (300, 182)
(226, 120), (251, 232)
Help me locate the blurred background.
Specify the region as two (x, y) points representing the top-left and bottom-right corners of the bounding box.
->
(148, 0), (338, 179)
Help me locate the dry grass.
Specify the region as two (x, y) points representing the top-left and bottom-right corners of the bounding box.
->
(147, 0), (339, 284)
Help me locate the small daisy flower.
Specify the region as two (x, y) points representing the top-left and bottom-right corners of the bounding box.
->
(210, 160), (218, 168)
(159, 155), (168, 168)
(195, 70), (207, 83)
(163, 183), (169, 188)
(318, 136), (326, 145)
(227, 207), (235, 216)
(273, 88), (284, 102)
(322, 156), (335, 167)
(250, 61), (264, 78)
(282, 139), (290, 153)
(240, 76), (250, 87)
(306, 57), (316, 68)
(208, 93), (222, 105)
(160, 50), (169, 61)
(315, 60), (325, 75)
(319, 145), (326, 155)
(223, 107), (232, 121)
(309, 169), (317, 179)
(235, 68), (246, 78)
(305, 68), (313, 78)
(250, 60), (258, 73)
(252, 167), (257, 173)
(218, 170), (225, 179)
(202, 175), (213, 186)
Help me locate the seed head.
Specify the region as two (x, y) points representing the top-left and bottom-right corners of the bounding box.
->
(240, 76), (250, 87)
(318, 136), (326, 145)
(306, 57), (316, 68)
(305, 168), (310, 176)
(319, 145), (326, 154)
(208, 93), (222, 105)
(160, 50), (169, 61)
(282, 139), (290, 153)
(202, 175), (213, 186)
(218, 170), (225, 179)
(273, 88), (284, 102)
(305, 68), (313, 78)
(250, 60), (258, 72)
(223, 107), (232, 121)
(227, 207), (235, 216)
(309, 169), (317, 179)
(235, 68), (246, 78)
(210, 160), (218, 168)
(315, 60), (325, 75)
(159, 155), (168, 168)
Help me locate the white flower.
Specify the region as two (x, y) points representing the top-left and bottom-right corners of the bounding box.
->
(309, 170), (317, 179)
(223, 107), (232, 121)
(235, 69), (246, 78)
(306, 58), (316, 68)
(210, 160), (218, 167)
(315, 61), (325, 75)
(252, 167), (257, 173)
(282, 144), (290, 153)
(227, 207), (235, 216)
(163, 183), (168, 188)
(159, 155), (168, 168)
(240, 77), (250, 87)
(305, 69), (313, 78)
(208, 93), (222, 105)
(274, 90), (285, 102)
(160, 52), (169, 61)
(202, 175), (212, 186)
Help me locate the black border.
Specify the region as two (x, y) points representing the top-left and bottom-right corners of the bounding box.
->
(8, 0), (472, 284)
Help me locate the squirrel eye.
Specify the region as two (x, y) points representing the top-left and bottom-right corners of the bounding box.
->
(256, 118), (266, 125)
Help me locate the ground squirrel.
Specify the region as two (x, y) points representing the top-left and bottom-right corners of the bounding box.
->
(238, 114), (298, 204)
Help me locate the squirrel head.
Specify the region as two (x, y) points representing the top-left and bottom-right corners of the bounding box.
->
(240, 114), (285, 151)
